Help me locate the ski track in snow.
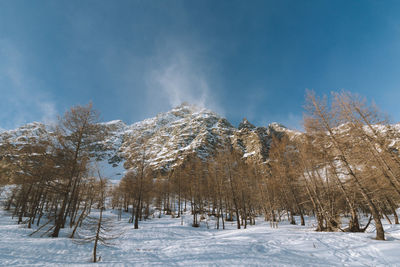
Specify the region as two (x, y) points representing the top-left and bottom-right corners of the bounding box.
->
(1, 209), (400, 266)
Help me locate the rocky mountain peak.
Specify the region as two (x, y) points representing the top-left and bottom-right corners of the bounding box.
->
(238, 118), (256, 130)
(172, 102), (202, 114)
(120, 103), (236, 173)
(0, 104), (297, 178)
(0, 122), (50, 145)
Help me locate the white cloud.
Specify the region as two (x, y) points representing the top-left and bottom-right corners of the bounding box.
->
(39, 101), (57, 125)
(0, 39), (57, 129)
(150, 52), (208, 107)
(283, 112), (303, 131)
(144, 42), (223, 115)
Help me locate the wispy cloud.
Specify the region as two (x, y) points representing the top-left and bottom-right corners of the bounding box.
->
(144, 41), (223, 115)
(0, 39), (57, 129)
(150, 53), (208, 107)
(258, 111), (303, 131)
(282, 112), (303, 131)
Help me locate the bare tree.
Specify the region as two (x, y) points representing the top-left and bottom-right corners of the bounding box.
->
(52, 103), (105, 237)
(73, 174), (117, 262)
(304, 90), (386, 240)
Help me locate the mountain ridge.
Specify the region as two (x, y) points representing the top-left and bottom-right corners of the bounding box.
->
(0, 103), (292, 178)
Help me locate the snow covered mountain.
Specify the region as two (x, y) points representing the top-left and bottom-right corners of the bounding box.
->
(0, 103), (291, 178)
(103, 103), (291, 175)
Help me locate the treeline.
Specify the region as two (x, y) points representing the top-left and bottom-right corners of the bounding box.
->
(1, 91), (400, 241)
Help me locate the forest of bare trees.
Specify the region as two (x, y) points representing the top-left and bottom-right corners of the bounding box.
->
(1, 90), (400, 252)
(0, 103), (109, 238)
(111, 91), (400, 240)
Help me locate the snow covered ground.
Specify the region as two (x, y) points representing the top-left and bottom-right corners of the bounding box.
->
(0, 209), (400, 266)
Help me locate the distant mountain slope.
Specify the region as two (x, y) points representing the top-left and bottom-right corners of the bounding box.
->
(0, 103), (293, 178)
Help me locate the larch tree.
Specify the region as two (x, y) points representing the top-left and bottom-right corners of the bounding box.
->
(52, 103), (105, 237)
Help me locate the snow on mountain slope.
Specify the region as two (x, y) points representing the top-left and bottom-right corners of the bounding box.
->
(108, 103), (291, 173)
(0, 122), (50, 145)
(120, 103), (235, 173)
(100, 117), (400, 176)
(0, 103), (292, 178)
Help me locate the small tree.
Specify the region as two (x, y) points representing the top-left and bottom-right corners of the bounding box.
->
(123, 139), (151, 229)
(73, 175), (117, 262)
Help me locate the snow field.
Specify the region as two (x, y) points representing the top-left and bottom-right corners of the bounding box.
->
(1, 209), (400, 266)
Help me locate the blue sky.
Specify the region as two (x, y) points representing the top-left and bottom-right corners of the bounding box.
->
(1, 0), (400, 130)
